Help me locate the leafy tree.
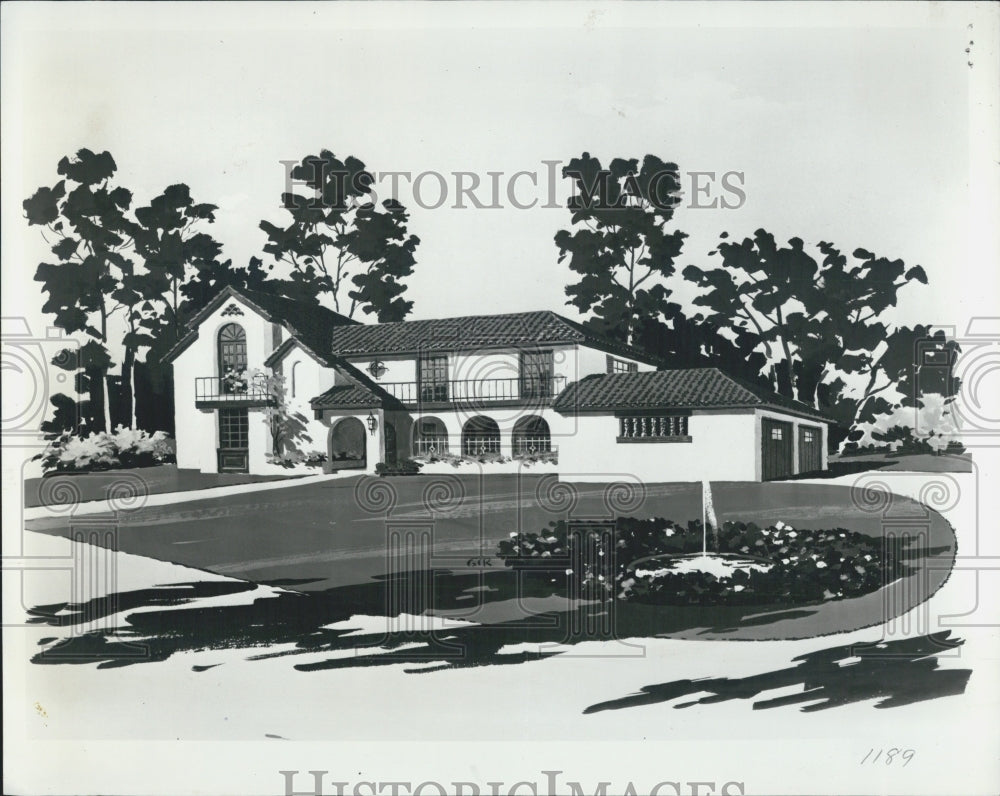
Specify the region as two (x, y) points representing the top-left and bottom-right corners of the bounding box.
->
(24, 149), (136, 432)
(555, 153), (687, 344)
(133, 184), (222, 343)
(259, 151), (420, 321)
(683, 229), (928, 404)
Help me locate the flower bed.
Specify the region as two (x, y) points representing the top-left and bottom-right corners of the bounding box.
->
(267, 450), (327, 469)
(496, 517), (905, 606)
(35, 428), (175, 473)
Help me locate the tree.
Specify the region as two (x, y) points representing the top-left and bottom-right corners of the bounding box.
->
(683, 230), (928, 404)
(133, 184), (222, 343)
(24, 149), (136, 432)
(555, 153), (687, 344)
(841, 325), (961, 451)
(259, 151), (420, 321)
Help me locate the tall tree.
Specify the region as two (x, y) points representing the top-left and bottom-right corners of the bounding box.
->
(683, 229), (928, 404)
(24, 149), (136, 432)
(133, 184), (222, 344)
(259, 151), (420, 321)
(555, 153), (687, 344)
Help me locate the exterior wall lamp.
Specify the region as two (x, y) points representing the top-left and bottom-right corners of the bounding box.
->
(366, 411), (379, 436)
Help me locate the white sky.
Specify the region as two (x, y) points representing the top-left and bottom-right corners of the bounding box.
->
(2, 2), (997, 336)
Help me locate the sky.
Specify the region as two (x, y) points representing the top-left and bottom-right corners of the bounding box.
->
(2, 2), (996, 339)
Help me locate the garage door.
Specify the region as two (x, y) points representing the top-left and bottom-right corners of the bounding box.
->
(799, 425), (823, 473)
(761, 418), (793, 480)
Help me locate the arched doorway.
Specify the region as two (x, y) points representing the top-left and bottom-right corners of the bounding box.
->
(328, 417), (367, 469)
(512, 415), (551, 455)
(412, 416), (449, 456)
(218, 323), (247, 393)
(462, 416), (501, 457)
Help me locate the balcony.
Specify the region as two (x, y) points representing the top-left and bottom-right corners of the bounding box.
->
(195, 375), (275, 408)
(378, 375), (567, 408)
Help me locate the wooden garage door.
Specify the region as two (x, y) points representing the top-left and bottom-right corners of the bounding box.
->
(761, 418), (793, 480)
(799, 424), (823, 473)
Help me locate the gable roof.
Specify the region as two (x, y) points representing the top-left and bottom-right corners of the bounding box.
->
(552, 367), (836, 423)
(320, 310), (661, 364)
(162, 285), (356, 364)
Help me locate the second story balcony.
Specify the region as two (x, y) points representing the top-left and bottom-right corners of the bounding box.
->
(378, 375), (567, 408)
(195, 374), (275, 408)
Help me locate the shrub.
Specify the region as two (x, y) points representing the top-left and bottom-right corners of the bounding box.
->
(514, 450), (559, 466)
(496, 517), (905, 606)
(267, 450), (327, 469)
(375, 458), (423, 477)
(35, 428), (175, 473)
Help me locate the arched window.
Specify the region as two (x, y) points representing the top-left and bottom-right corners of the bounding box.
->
(290, 361), (300, 398)
(218, 323), (247, 373)
(413, 416), (449, 456)
(462, 416), (501, 457)
(218, 323), (247, 394)
(512, 415), (551, 455)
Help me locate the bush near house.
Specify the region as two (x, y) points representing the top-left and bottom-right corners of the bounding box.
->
(35, 428), (175, 473)
(496, 518), (905, 606)
(375, 458), (423, 477)
(267, 450), (327, 469)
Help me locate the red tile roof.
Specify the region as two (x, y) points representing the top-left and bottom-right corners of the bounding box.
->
(552, 368), (835, 422)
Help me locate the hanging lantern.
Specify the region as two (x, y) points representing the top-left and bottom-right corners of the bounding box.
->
(366, 411), (379, 436)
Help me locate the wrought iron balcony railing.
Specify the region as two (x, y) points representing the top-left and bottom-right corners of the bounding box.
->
(379, 375), (566, 406)
(195, 376), (274, 405)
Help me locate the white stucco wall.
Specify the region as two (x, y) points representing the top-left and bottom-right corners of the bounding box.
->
(557, 410), (760, 483)
(575, 344), (656, 377)
(172, 294), (281, 474)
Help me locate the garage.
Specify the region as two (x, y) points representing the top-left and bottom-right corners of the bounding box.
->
(761, 417), (794, 480)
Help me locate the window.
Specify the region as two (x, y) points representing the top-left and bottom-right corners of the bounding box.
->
(607, 355), (639, 374)
(219, 408), (249, 449)
(413, 416), (449, 455)
(462, 416), (501, 456)
(617, 415), (690, 442)
(771, 428), (783, 440)
(290, 361), (300, 398)
(520, 350), (553, 398)
(419, 355), (449, 402)
(802, 429), (815, 443)
(512, 416), (552, 454)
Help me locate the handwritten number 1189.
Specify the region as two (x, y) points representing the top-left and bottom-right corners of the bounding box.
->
(860, 748), (915, 766)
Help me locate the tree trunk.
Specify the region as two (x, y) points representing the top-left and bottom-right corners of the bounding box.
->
(102, 371), (112, 432)
(119, 346), (135, 429)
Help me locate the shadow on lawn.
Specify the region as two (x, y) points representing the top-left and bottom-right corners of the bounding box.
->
(26, 564), (968, 713)
(584, 631), (971, 713)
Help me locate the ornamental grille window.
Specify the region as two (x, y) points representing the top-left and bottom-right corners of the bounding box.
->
(618, 415), (688, 439)
(219, 408), (249, 449)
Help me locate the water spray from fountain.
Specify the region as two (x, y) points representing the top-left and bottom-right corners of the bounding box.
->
(702, 479), (718, 556)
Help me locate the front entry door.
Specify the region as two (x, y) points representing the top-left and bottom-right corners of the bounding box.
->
(218, 408), (249, 473)
(761, 418), (793, 480)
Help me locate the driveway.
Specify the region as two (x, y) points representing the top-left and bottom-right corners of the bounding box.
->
(25, 474), (956, 641)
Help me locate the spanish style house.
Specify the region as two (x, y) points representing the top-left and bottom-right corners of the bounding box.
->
(164, 286), (831, 482)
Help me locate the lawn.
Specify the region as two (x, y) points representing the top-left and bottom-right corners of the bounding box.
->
(23, 464), (301, 509)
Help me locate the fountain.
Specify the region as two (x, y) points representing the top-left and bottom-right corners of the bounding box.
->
(627, 480), (773, 579)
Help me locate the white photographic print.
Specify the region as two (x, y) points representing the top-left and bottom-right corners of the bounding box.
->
(2, 3), (998, 795)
